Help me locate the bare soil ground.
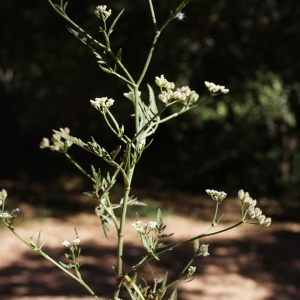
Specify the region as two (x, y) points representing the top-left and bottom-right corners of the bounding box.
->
(0, 180), (300, 300)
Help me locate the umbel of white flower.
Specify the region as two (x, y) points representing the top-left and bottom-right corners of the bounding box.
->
(204, 81), (229, 95)
(238, 189), (272, 226)
(131, 220), (158, 234)
(90, 97), (114, 112)
(40, 127), (73, 153)
(94, 5), (111, 20)
(155, 75), (199, 105)
(206, 189), (227, 203)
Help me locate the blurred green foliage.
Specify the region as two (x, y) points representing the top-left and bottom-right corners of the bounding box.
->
(1, 0), (300, 198)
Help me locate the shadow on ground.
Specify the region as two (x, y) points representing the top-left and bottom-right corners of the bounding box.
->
(1, 180), (300, 299)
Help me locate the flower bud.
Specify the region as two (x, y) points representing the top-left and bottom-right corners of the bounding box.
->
(237, 189), (245, 201)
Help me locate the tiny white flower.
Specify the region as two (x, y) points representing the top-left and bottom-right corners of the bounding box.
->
(136, 227), (145, 233)
(243, 192), (250, 203)
(188, 266), (196, 275)
(248, 205), (256, 218)
(40, 138), (50, 149)
(62, 240), (70, 247)
(73, 238), (80, 246)
(123, 91), (141, 101)
(131, 221), (141, 228)
(0, 212), (11, 218)
(220, 88), (229, 94)
(254, 207), (262, 218)
(106, 98), (114, 107)
(155, 75), (167, 87)
(206, 189), (227, 203)
(204, 81), (229, 95)
(175, 12), (186, 21)
(199, 244), (210, 256)
(148, 221), (157, 229)
(137, 139), (146, 151)
(204, 81), (215, 91)
(96, 5), (107, 13)
(261, 217), (272, 227)
(0, 189), (7, 199)
(237, 189), (245, 202)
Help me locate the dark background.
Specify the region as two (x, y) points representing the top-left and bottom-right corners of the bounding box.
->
(1, 0), (300, 199)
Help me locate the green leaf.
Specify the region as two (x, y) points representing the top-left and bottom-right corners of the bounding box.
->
(156, 242), (174, 249)
(110, 145), (122, 160)
(147, 84), (158, 116)
(95, 205), (112, 238)
(63, 1), (68, 13)
(126, 196), (147, 207)
(99, 64), (113, 73)
(53, 130), (86, 148)
(59, 261), (75, 269)
(157, 272), (168, 299)
(174, 0), (191, 16)
(156, 209), (163, 227)
(108, 9), (124, 35)
(168, 289), (178, 300)
(65, 253), (72, 260)
(158, 233), (174, 238)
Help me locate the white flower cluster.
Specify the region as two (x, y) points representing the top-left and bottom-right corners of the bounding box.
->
(123, 91), (141, 101)
(187, 265), (196, 276)
(131, 220), (157, 234)
(206, 189), (227, 203)
(40, 127), (73, 152)
(199, 244), (210, 256)
(62, 238), (81, 248)
(0, 211), (12, 219)
(238, 190), (271, 226)
(155, 75), (199, 105)
(90, 97), (114, 111)
(0, 208), (21, 225)
(94, 5), (111, 20)
(204, 81), (229, 95)
(155, 75), (175, 90)
(173, 86), (199, 103)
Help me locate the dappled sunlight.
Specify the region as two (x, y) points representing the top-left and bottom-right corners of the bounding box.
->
(1, 184), (299, 299)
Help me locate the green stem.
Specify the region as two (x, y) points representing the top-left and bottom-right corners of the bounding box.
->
(103, 110), (130, 143)
(114, 166), (135, 298)
(48, 0), (105, 49)
(125, 221), (244, 274)
(213, 203), (219, 224)
(64, 153), (95, 182)
(107, 48), (136, 85)
(6, 225), (99, 299)
(148, 0), (158, 31)
(137, 31), (160, 86)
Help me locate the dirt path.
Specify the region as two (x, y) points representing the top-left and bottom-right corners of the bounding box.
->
(0, 181), (299, 300)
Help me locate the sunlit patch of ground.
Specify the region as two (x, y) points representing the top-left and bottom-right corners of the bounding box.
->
(0, 180), (300, 300)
